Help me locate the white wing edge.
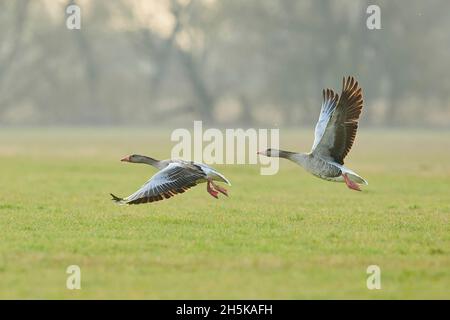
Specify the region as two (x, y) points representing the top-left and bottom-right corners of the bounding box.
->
(311, 91), (338, 152)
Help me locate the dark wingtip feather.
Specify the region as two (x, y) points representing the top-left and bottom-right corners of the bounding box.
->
(110, 193), (123, 202)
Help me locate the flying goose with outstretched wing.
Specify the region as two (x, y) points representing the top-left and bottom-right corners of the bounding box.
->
(111, 155), (230, 204)
(258, 76), (367, 191)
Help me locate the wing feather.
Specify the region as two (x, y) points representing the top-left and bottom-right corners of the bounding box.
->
(311, 76), (364, 164)
(311, 88), (339, 151)
(116, 162), (206, 205)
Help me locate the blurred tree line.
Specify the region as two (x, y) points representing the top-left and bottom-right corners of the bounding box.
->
(0, 0), (449, 127)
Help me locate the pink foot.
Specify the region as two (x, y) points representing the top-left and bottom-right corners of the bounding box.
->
(343, 173), (361, 191)
(211, 182), (228, 197)
(207, 181), (219, 199)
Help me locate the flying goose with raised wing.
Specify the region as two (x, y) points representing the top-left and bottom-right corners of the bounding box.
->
(258, 76), (367, 191)
(111, 155), (231, 204)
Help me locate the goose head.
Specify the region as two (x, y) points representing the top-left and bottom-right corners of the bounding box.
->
(121, 154), (156, 164)
(258, 148), (296, 160)
(257, 148), (280, 157)
(121, 154), (140, 162)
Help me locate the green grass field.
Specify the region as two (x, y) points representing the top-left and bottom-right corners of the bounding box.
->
(0, 128), (449, 299)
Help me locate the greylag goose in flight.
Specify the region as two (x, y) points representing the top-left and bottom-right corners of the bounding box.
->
(258, 76), (367, 191)
(111, 155), (231, 204)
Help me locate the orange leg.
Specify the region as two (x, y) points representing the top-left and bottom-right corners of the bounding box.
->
(210, 181), (228, 197)
(207, 180), (219, 199)
(343, 173), (361, 191)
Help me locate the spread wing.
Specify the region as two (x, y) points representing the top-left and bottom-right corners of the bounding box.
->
(311, 76), (363, 165)
(111, 162), (206, 205)
(311, 88), (339, 151)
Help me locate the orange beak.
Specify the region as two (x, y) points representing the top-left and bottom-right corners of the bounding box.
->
(121, 156), (131, 162)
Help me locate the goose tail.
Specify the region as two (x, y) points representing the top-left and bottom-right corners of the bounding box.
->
(110, 193), (127, 205)
(213, 171), (231, 186)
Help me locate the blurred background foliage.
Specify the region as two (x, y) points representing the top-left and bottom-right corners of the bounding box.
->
(0, 0), (449, 127)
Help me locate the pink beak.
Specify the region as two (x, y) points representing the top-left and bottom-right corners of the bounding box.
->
(121, 156), (131, 162)
(257, 151), (263, 155)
